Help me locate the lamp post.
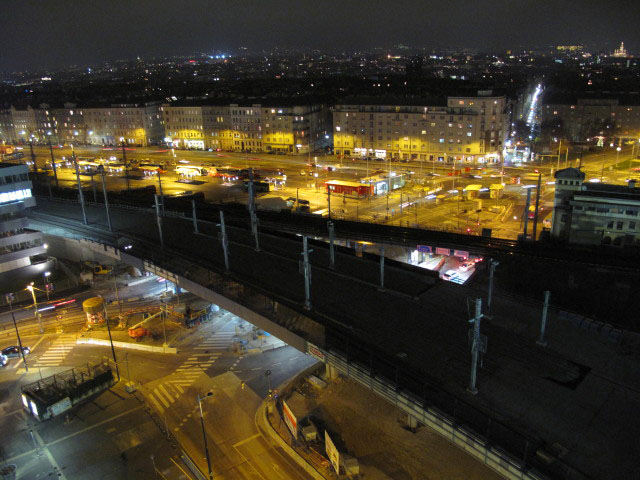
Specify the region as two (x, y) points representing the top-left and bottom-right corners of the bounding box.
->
(71, 147), (89, 225)
(197, 392), (214, 480)
(25, 283), (43, 334)
(121, 138), (130, 190)
(48, 137), (59, 188)
(6, 293), (28, 371)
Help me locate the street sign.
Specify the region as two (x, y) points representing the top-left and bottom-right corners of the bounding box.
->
(417, 245), (432, 253)
(325, 430), (340, 474)
(435, 247), (450, 256)
(5, 293), (15, 303)
(454, 250), (469, 259)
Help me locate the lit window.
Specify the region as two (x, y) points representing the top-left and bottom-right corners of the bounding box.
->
(336, 126), (341, 132)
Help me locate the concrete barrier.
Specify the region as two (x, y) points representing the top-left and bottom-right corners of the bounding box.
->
(76, 337), (177, 354)
(257, 402), (328, 480)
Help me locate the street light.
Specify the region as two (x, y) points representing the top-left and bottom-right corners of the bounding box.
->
(6, 293), (28, 372)
(25, 283), (44, 333)
(196, 392), (214, 480)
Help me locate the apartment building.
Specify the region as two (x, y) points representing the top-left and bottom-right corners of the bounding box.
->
(0, 163), (45, 280)
(261, 104), (331, 154)
(161, 105), (205, 149)
(229, 104), (262, 152)
(552, 167), (640, 246)
(541, 98), (640, 142)
(202, 105), (234, 151)
(333, 93), (508, 164)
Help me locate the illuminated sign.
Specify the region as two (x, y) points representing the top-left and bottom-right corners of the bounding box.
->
(417, 245), (432, 253)
(282, 400), (298, 439)
(306, 343), (325, 362)
(0, 189), (32, 204)
(435, 247), (450, 255)
(454, 250), (469, 259)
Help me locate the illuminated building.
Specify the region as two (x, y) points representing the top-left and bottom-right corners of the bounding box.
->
(541, 99), (640, 142)
(161, 105), (205, 149)
(612, 42), (628, 58)
(230, 104), (262, 152)
(262, 104), (331, 154)
(552, 168), (640, 246)
(82, 104), (163, 146)
(202, 106), (234, 151)
(333, 94), (508, 164)
(0, 163), (46, 280)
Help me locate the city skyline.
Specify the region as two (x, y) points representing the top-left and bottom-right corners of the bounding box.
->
(1, 0), (639, 73)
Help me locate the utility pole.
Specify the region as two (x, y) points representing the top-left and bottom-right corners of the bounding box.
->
(532, 174), (542, 241)
(121, 139), (130, 190)
(98, 166), (112, 232)
(29, 141), (37, 173)
(154, 194), (164, 248)
(157, 170), (165, 216)
(536, 291), (551, 347)
(192, 199), (199, 234)
(522, 187), (532, 240)
(247, 168), (260, 251)
(48, 140), (58, 188)
(327, 221), (335, 269)
(103, 301), (120, 381)
(72, 150), (88, 225)
(467, 298), (483, 395)
(327, 187), (331, 220)
(487, 259), (499, 313)
(379, 245), (385, 291)
(219, 210), (230, 272)
(301, 236), (312, 310)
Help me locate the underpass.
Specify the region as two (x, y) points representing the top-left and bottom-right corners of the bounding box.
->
(26, 196), (640, 480)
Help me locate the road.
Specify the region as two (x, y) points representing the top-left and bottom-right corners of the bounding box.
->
(0, 268), (317, 479)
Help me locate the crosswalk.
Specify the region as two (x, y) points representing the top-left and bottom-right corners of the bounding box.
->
(32, 334), (77, 367)
(148, 331), (237, 413)
(194, 331), (236, 352)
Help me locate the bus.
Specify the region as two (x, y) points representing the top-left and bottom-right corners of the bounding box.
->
(243, 180), (271, 192)
(215, 166), (242, 181)
(138, 164), (165, 175)
(175, 165), (208, 177)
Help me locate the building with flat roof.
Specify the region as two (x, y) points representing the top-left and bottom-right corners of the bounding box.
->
(0, 163), (46, 282)
(332, 93), (508, 164)
(552, 167), (640, 246)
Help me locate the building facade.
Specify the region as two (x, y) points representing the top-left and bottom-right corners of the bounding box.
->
(161, 105), (205, 149)
(0, 163), (45, 277)
(332, 94), (508, 164)
(552, 167), (640, 246)
(541, 98), (640, 143)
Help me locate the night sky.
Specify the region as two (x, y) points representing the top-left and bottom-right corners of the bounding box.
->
(1, 0), (639, 72)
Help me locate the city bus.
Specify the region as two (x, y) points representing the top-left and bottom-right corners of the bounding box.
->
(138, 164), (165, 175)
(175, 165), (208, 177)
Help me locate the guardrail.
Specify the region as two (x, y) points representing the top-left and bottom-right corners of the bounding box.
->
(320, 346), (548, 480)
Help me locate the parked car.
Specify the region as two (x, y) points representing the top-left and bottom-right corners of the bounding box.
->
(2, 346), (30, 358)
(442, 270), (459, 281)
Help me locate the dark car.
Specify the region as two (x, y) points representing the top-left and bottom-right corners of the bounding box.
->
(2, 346), (30, 358)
